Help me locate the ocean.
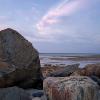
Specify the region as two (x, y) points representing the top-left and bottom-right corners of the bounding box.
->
(39, 53), (100, 68)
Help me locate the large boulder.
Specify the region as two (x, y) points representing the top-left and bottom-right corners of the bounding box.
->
(0, 28), (43, 88)
(0, 86), (31, 100)
(44, 76), (100, 100)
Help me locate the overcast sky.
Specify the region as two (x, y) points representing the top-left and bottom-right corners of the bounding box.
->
(0, 0), (100, 53)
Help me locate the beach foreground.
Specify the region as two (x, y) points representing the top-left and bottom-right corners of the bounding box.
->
(0, 28), (100, 100)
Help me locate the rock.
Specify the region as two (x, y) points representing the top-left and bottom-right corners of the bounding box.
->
(71, 64), (100, 86)
(90, 75), (100, 86)
(71, 68), (86, 76)
(47, 64), (79, 77)
(44, 76), (100, 100)
(72, 63), (100, 78)
(32, 91), (44, 97)
(0, 86), (31, 100)
(44, 64), (52, 67)
(84, 63), (100, 78)
(41, 65), (66, 78)
(27, 89), (44, 97)
(0, 28), (43, 88)
(32, 97), (47, 100)
(27, 89), (47, 100)
(32, 97), (41, 100)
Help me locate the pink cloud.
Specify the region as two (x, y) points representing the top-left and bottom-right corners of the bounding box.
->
(36, 0), (87, 31)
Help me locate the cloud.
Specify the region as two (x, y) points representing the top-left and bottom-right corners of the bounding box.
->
(0, 16), (7, 20)
(36, 0), (87, 32)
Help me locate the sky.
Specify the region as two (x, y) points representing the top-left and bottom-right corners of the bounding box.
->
(0, 0), (100, 53)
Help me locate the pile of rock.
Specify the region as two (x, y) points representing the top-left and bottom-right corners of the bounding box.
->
(43, 63), (100, 100)
(0, 28), (43, 100)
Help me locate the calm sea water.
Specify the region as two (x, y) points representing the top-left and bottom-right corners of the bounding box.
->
(39, 53), (100, 68)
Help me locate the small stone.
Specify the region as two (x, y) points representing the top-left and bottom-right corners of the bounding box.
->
(32, 91), (44, 97)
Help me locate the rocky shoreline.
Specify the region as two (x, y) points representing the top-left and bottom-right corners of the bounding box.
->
(0, 28), (100, 100)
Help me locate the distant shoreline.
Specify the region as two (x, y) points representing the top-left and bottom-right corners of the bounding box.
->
(39, 53), (100, 58)
(40, 53), (100, 54)
(39, 53), (100, 68)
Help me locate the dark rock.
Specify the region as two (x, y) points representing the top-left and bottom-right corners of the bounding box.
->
(44, 64), (52, 67)
(32, 91), (44, 97)
(0, 28), (43, 89)
(44, 76), (100, 100)
(47, 64), (79, 77)
(26, 89), (47, 100)
(0, 86), (31, 100)
(90, 75), (100, 86)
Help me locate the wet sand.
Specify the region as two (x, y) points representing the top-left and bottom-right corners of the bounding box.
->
(50, 55), (100, 61)
(40, 54), (100, 68)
